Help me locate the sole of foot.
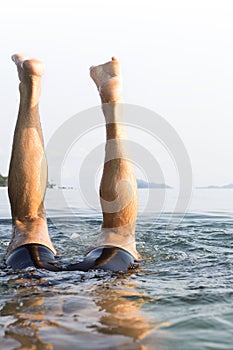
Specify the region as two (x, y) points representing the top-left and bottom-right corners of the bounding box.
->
(90, 57), (122, 103)
(12, 54), (45, 82)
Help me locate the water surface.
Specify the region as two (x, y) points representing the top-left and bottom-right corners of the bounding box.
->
(0, 188), (233, 350)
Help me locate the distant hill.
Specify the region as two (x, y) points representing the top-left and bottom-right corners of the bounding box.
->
(137, 179), (172, 189)
(196, 183), (233, 189)
(0, 176), (60, 189)
(0, 174), (172, 189)
(0, 174), (8, 187)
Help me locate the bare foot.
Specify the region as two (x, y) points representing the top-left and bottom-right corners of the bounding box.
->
(12, 54), (45, 106)
(12, 54), (45, 82)
(90, 57), (122, 103)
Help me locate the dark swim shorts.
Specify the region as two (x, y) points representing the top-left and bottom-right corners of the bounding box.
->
(6, 244), (60, 271)
(6, 244), (136, 272)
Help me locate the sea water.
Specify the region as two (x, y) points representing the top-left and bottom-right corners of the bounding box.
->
(0, 188), (233, 350)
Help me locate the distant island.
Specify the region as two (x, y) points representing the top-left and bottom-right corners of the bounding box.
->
(2, 171), (232, 190)
(0, 174), (8, 187)
(0, 174), (171, 190)
(0, 175), (73, 189)
(196, 183), (233, 189)
(48, 179), (172, 189)
(137, 179), (172, 189)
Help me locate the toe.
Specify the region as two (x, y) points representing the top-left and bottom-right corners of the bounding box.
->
(11, 54), (28, 67)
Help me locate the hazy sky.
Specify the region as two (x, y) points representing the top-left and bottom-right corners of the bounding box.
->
(0, 0), (233, 187)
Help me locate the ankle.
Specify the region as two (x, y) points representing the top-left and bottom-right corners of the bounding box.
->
(102, 102), (124, 121)
(19, 80), (41, 108)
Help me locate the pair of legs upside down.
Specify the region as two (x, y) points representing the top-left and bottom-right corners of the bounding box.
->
(5, 54), (141, 272)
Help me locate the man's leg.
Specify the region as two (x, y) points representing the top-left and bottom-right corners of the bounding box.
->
(66, 58), (140, 272)
(6, 54), (56, 266)
(90, 57), (140, 261)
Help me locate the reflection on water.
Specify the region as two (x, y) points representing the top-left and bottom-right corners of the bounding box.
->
(92, 278), (169, 342)
(0, 273), (60, 350)
(0, 271), (167, 350)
